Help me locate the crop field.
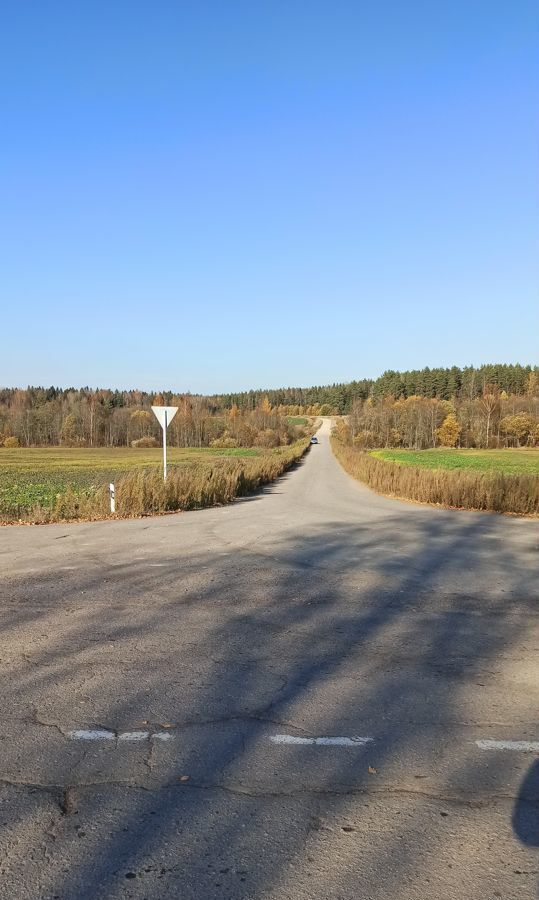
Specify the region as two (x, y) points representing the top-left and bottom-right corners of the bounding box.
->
(371, 448), (539, 475)
(0, 446), (260, 520)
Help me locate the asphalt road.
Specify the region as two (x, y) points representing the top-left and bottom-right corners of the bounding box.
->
(1, 419), (538, 899)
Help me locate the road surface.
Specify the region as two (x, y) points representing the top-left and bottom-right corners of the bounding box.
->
(1, 419), (538, 899)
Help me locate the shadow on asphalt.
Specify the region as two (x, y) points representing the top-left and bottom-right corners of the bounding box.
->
(513, 761), (539, 898)
(1, 510), (538, 897)
(513, 761), (539, 847)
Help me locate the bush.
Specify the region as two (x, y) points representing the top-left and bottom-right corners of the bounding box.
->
(210, 433), (239, 448)
(131, 436), (159, 448)
(3, 436), (19, 448)
(255, 429), (280, 448)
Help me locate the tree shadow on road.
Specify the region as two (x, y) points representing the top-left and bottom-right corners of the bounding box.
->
(0, 508), (538, 898)
(513, 760), (539, 898)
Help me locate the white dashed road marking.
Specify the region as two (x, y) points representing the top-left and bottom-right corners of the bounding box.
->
(69, 729), (115, 741)
(475, 739), (539, 752)
(270, 734), (374, 746)
(68, 729), (174, 742)
(66, 731), (539, 752)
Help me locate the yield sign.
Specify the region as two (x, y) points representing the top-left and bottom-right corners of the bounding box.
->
(151, 406), (178, 429)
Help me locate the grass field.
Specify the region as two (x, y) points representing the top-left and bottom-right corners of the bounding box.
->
(371, 448), (539, 475)
(287, 416), (309, 426)
(0, 446), (260, 520)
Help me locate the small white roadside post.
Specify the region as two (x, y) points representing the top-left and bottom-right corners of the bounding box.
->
(151, 406), (178, 481)
(109, 483), (115, 513)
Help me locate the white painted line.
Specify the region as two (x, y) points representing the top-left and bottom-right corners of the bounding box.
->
(118, 731), (149, 742)
(476, 739), (539, 752)
(270, 734), (374, 747)
(68, 729), (115, 741)
(67, 729), (175, 743)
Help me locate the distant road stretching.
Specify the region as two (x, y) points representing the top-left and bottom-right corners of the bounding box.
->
(1, 417), (538, 899)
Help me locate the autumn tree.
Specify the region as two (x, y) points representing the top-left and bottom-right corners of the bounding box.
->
(60, 414), (79, 446)
(436, 413), (461, 447)
(130, 409), (153, 441)
(500, 414), (536, 446)
(478, 386), (500, 447)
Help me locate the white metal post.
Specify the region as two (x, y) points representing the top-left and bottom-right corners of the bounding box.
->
(109, 483), (115, 513)
(151, 406), (178, 484)
(163, 410), (168, 482)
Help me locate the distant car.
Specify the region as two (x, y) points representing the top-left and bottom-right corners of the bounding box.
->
(310, 436), (319, 444)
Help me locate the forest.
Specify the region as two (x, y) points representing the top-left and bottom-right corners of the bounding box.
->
(0, 363), (537, 448)
(342, 377), (539, 450)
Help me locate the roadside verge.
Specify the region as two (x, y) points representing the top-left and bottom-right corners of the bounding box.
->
(330, 437), (539, 516)
(4, 440), (311, 525)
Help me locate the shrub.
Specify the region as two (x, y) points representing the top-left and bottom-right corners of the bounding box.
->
(131, 436), (159, 448)
(3, 436), (19, 448)
(210, 433), (239, 449)
(255, 429), (280, 448)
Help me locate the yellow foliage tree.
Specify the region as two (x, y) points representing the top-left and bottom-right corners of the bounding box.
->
(436, 413), (461, 447)
(500, 413), (537, 446)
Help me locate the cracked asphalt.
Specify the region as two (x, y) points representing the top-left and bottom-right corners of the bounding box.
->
(1, 418), (538, 899)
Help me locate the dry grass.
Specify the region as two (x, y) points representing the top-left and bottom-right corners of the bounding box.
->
(6, 441), (309, 524)
(331, 438), (539, 515)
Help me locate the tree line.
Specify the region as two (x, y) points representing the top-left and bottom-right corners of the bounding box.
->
(216, 364), (536, 411)
(340, 375), (539, 450)
(0, 363), (537, 447)
(0, 391), (303, 449)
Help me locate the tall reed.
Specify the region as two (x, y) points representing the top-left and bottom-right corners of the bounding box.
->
(331, 438), (539, 515)
(18, 441), (309, 524)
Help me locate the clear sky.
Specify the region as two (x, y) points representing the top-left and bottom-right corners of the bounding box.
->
(1, 1), (537, 393)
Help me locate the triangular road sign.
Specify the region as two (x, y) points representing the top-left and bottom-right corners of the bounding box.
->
(151, 406), (178, 429)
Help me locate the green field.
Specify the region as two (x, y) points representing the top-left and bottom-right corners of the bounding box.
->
(287, 416), (309, 426)
(371, 448), (539, 475)
(0, 446), (260, 518)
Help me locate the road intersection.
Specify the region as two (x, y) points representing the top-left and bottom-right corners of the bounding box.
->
(1, 419), (538, 898)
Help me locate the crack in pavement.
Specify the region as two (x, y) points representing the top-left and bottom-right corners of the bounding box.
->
(0, 776), (536, 807)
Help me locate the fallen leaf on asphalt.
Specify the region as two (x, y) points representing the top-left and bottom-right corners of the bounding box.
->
(161, 723), (173, 728)
(179, 775), (190, 782)
(368, 766), (377, 775)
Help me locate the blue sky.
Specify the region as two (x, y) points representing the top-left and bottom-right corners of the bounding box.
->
(1, 1), (537, 393)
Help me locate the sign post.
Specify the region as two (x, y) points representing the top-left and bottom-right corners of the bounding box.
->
(151, 406), (178, 481)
